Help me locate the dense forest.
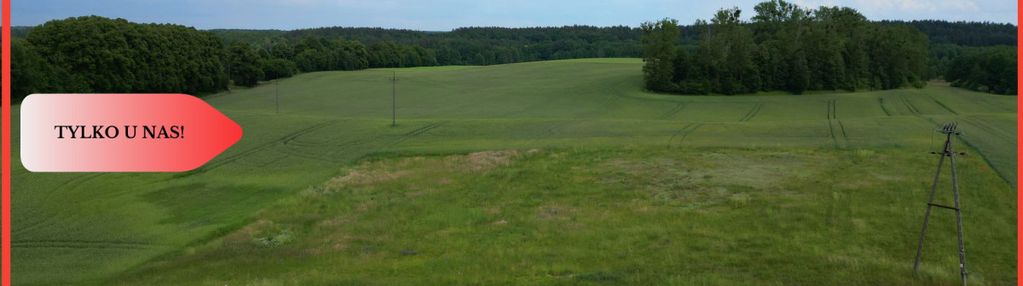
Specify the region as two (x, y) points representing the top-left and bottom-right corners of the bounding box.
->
(13, 17), (227, 98)
(212, 25), (642, 68)
(642, 1), (932, 95)
(641, 1), (1016, 95)
(894, 20), (1016, 46)
(943, 45), (1017, 94)
(8, 2), (1017, 101)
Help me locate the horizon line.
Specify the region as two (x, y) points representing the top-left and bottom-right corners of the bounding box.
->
(8, 16), (1018, 32)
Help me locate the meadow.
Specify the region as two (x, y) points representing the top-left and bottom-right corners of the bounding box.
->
(9, 58), (1017, 285)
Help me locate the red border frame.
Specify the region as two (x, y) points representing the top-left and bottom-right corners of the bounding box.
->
(1016, 0), (1021, 284)
(0, 2), (1017, 285)
(3, 0), (11, 283)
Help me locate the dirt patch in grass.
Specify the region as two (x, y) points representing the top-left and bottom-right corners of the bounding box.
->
(221, 219), (272, 247)
(446, 150), (524, 172)
(602, 150), (824, 190)
(229, 150), (532, 256)
(326, 168), (414, 190)
(536, 203), (577, 221)
(323, 150), (527, 193)
(220, 219), (295, 250)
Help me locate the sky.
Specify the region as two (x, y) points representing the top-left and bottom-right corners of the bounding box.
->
(11, 0), (1018, 30)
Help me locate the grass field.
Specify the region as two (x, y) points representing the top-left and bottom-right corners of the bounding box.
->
(9, 58), (1017, 285)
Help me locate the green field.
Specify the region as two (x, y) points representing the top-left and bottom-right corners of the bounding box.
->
(10, 58), (1017, 285)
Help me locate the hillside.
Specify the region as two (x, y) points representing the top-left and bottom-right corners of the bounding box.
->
(10, 59), (1017, 285)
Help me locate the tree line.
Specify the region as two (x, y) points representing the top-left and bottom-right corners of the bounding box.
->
(223, 25), (643, 66)
(13, 16), (228, 99)
(893, 20), (1017, 46)
(9, 12), (1016, 101)
(642, 1), (934, 95)
(9, 16), (439, 100)
(943, 45), (1016, 94)
(11, 18), (647, 100)
(215, 20), (1014, 75)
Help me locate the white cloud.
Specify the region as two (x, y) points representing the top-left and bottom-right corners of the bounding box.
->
(266, 0), (399, 9)
(792, 0), (842, 8)
(852, 0), (979, 13)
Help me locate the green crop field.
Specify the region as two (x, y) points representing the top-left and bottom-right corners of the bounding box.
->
(10, 58), (1017, 285)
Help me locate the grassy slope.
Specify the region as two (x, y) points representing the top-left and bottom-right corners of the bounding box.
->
(116, 147), (1016, 285)
(9, 59), (1017, 285)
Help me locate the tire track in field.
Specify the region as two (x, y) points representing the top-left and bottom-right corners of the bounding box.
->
(11, 167), (30, 177)
(827, 121), (838, 148)
(666, 123), (694, 146)
(13, 217), (61, 237)
(946, 117), (1016, 186)
(256, 154), (292, 167)
(739, 103), (763, 122)
(896, 97), (1006, 183)
(295, 121), (447, 158)
(828, 99), (837, 119)
(901, 94), (1011, 185)
(527, 120), (578, 146)
(837, 120), (850, 146)
(50, 173), (105, 192)
(878, 98), (893, 116)
(677, 123), (703, 146)
(17, 173), (109, 236)
(279, 120), (425, 163)
(232, 120), (338, 164)
(275, 148), (334, 163)
(12, 240), (162, 250)
(960, 116), (1014, 142)
(899, 99), (1014, 186)
(389, 121), (446, 147)
(930, 97), (959, 115)
(667, 123), (702, 146)
(180, 120), (337, 176)
(283, 125), (352, 147)
(284, 121), (448, 160)
(323, 137), (384, 158)
(920, 116), (1015, 186)
(575, 76), (632, 118)
(280, 121), (337, 146)
(660, 102), (687, 119)
(825, 99), (839, 148)
(899, 95), (920, 115)
(402, 122), (443, 137)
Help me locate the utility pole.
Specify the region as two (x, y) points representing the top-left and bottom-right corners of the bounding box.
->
(391, 71), (397, 127)
(226, 64), (232, 93)
(275, 79), (280, 114)
(913, 122), (968, 286)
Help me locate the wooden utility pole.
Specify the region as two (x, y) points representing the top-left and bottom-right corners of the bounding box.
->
(391, 71), (397, 127)
(913, 122), (968, 286)
(226, 64), (232, 93)
(275, 79), (280, 114)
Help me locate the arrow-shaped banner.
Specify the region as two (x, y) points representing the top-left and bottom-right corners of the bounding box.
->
(20, 93), (242, 172)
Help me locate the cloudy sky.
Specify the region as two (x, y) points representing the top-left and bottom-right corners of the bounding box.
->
(12, 0), (1017, 30)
